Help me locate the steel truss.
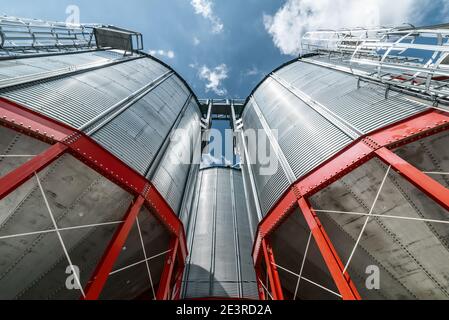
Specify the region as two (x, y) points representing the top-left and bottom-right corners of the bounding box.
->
(252, 108), (449, 300)
(0, 15), (97, 55)
(0, 97), (187, 300)
(302, 26), (449, 105)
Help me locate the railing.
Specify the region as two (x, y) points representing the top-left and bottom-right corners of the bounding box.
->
(301, 25), (449, 104)
(0, 15), (98, 55)
(198, 99), (246, 106)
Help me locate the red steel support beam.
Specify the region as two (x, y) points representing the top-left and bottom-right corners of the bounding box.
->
(145, 186), (186, 256)
(156, 236), (179, 300)
(0, 97), (74, 143)
(376, 147), (449, 211)
(254, 110), (449, 243)
(83, 196), (145, 300)
(369, 109), (449, 148)
(253, 190), (298, 266)
(253, 109), (449, 284)
(298, 198), (361, 300)
(171, 261), (185, 300)
(171, 243), (187, 300)
(0, 143), (68, 200)
(0, 98), (189, 300)
(255, 265), (267, 300)
(0, 97), (187, 243)
(261, 239), (284, 300)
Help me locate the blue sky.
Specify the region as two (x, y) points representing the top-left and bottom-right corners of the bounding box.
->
(2, 0), (447, 100)
(3, 0), (446, 166)
(1, 0), (287, 99)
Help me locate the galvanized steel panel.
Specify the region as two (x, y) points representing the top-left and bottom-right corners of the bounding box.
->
(151, 101), (202, 213)
(239, 161), (260, 236)
(0, 52), (201, 180)
(0, 50), (125, 80)
(183, 168), (258, 299)
(274, 61), (428, 134)
(0, 54), (170, 129)
(185, 169), (216, 285)
(92, 77), (193, 175)
(243, 60), (428, 215)
(242, 100), (296, 216)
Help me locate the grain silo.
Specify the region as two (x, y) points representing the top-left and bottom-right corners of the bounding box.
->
(0, 16), (200, 300)
(245, 26), (449, 300)
(1, 16), (449, 301)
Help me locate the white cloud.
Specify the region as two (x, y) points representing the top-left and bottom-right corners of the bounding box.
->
(191, 0), (224, 33)
(193, 37), (201, 46)
(149, 49), (175, 59)
(197, 64), (229, 96)
(201, 154), (232, 168)
(264, 0), (425, 56)
(244, 66), (261, 77)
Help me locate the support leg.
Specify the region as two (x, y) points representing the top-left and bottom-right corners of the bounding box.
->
(262, 239), (284, 300)
(375, 147), (449, 211)
(298, 197), (361, 300)
(255, 264), (267, 300)
(83, 196), (145, 300)
(0, 143), (67, 200)
(156, 236), (179, 300)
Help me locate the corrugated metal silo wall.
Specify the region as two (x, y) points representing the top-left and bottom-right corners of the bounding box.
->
(150, 99), (202, 215)
(241, 60), (429, 216)
(0, 49), (204, 299)
(0, 49), (202, 216)
(182, 167), (259, 299)
(235, 132), (261, 237)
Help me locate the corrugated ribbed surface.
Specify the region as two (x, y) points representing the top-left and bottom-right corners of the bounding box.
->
(182, 168), (258, 299)
(239, 158), (260, 236)
(0, 51), (123, 80)
(242, 100), (291, 216)
(151, 100), (202, 214)
(242, 59), (428, 216)
(178, 163), (201, 227)
(0, 54), (169, 129)
(253, 77), (353, 179)
(92, 76), (192, 175)
(0, 51), (203, 179)
(233, 170), (259, 299)
(275, 61), (427, 134)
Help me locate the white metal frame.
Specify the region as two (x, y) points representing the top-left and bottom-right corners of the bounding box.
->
(302, 25), (449, 104)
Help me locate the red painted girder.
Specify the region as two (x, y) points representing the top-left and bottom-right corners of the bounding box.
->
(0, 98), (186, 241)
(145, 186), (186, 254)
(0, 143), (68, 200)
(253, 109), (449, 265)
(66, 133), (148, 195)
(171, 262), (185, 300)
(0, 97), (188, 285)
(296, 141), (374, 197)
(156, 237), (179, 300)
(369, 109), (449, 148)
(253, 190), (297, 265)
(83, 196), (145, 300)
(261, 239), (284, 300)
(298, 198), (361, 300)
(255, 265), (266, 300)
(376, 147), (449, 211)
(0, 97), (74, 142)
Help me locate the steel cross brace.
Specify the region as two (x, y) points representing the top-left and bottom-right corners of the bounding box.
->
(0, 97), (187, 300)
(253, 108), (449, 300)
